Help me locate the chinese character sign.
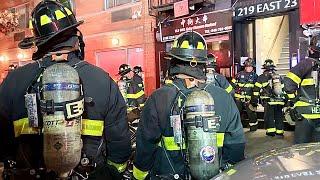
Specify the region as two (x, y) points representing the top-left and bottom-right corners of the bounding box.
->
(160, 10), (232, 42)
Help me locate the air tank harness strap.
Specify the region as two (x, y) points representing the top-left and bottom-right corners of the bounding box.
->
(40, 95), (84, 120)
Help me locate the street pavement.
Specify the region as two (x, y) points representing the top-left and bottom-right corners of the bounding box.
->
(244, 128), (294, 158)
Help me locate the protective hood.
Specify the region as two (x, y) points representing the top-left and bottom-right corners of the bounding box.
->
(169, 63), (206, 80)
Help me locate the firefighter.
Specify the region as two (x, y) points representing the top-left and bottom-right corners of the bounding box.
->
(206, 53), (234, 95)
(118, 64), (145, 112)
(133, 32), (245, 179)
(133, 66), (144, 89)
(284, 33), (320, 144)
(132, 66), (146, 108)
(0, 1), (131, 179)
(253, 59), (285, 137)
(232, 58), (258, 131)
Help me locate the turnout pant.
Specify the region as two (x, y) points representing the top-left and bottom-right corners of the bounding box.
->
(264, 104), (284, 134)
(235, 99), (257, 128)
(294, 118), (320, 144)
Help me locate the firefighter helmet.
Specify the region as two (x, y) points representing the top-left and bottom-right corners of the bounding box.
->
(18, 0), (83, 59)
(207, 53), (217, 69)
(243, 58), (255, 67)
(167, 31), (208, 64)
(133, 66), (143, 74)
(262, 59), (276, 70)
(118, 64), (131, 76)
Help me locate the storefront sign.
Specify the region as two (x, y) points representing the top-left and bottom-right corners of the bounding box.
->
(160, 10), (232, 42)
(174, 0), (189, 18)
(234, 0), (298, 19)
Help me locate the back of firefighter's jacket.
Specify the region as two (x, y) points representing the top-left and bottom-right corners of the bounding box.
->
(133, 79), (245, 179)
(284, 57), (320, 119)
(0, 53), (131, 175)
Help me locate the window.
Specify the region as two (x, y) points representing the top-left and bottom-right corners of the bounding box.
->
(9, 3), (29, 29)
(105, 0), (139, 9)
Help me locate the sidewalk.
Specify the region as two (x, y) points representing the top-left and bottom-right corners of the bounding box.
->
(244, 128), (294, 158)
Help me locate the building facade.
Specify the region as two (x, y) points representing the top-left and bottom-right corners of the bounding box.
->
(0, 0), (157, 95)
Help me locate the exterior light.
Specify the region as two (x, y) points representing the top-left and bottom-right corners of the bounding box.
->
(17, 53), (24, 59)
(112, 38), (119, 45)
(0, 56), (5, 62)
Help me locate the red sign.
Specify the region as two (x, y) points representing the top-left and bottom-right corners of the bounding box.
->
(300, 0), (320, 25)
(174, 0), (189, 18)
(160, 10), (232, 42)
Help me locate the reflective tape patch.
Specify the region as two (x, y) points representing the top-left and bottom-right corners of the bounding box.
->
(64, 7), (73, 15)
(253, 92), (260, 96)
(81, 119), (104, 136)
(133, 165), (149, 180)
(268, 102), (285, 105)
(216, 133), (225, 148)
(127, 90), (144, 99)
(14, 118), (104, 137)
(165, 80), (173, 84)
(286, 72), (301, 84)
(172, 40), (178, 48)
(294, 101), (311, 107)
(262, 82), (269, 87)
(287, 93), (296, 99)
(238, 83), (254, 88)
(276, 129), (284, 134)
(159, 136), (186, 150)
(301, 114), (320, 119)
(231, 79), (236, 83)
(249, 122), (258, 126)
(197, 42), (205, 50)
(13, 118), (39, 137)
(180, 41), (190, 49)
(225, 85), (233, 93)
(226, 169), (237, 176)
(267, 128), (276, 133)
(107, 160), (127, 173)
(301, 78), (314, 86)
(29, 19), (33, 29)
(255, 82), (262, 88)
(40, 15), (52, 26)
(55, 10), (67, 20)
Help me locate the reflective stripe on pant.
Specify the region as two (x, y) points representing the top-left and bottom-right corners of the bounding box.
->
(235, 100), (257, 126)
(264, 104), (284, 134)
(294, 118), (320, 144)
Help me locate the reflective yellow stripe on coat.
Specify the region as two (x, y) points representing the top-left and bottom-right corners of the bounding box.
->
(82, 119), (104, 136)
(133, 165), (149, 180)
(127, 90), (144, 99)
(13, 118), (104, 137)
(301, 78), (314, 86)
(225, 85), (233, 94)
(268, 102), (285, 105)
(13, 118), (39, 137)
(107, 160), (127, 173)
(301, 114), (320, 119)
(159, 136), (186, 150)
(286, 72), (302, 84)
